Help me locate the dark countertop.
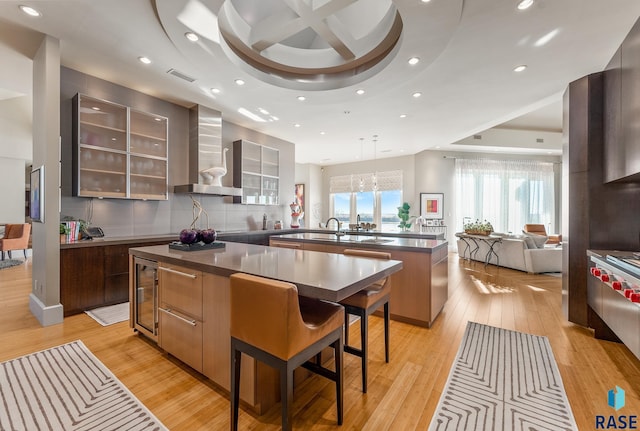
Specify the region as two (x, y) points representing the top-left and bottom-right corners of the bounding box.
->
(60, 234), (178, 249)
(129, 242), (403, 302)
(270, 232), (448, 253)
(59, 228), (443, 249)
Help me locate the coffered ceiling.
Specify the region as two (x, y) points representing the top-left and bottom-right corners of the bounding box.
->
(0, 0), (638, 165)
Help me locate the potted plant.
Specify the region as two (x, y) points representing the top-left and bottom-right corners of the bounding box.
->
(59, 223), (70, 243)
(397, 202), (415, 232)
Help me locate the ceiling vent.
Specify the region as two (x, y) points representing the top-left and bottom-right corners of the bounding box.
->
(473, 134), (482, 140)
(536, 138), (544, 143)
(167, 68), (196, 83)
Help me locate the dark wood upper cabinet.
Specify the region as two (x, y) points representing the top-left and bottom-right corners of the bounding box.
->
(605, 18), (640, 183)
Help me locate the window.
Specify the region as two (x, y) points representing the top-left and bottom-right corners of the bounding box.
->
(329, 170), (402, 231)
(454, 159), (555, 234)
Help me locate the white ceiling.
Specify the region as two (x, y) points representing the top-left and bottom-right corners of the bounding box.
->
(0, 0), (638, 165)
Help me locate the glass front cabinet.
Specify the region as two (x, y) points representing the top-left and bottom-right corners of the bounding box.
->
(72, 94), (168, 200)
(233, 140), (279, 204)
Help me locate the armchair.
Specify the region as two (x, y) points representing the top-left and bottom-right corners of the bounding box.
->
(523, 224), (561, 245)
(0, 223), (31, 260)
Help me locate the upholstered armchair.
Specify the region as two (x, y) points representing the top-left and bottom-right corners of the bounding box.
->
(0, 223), (31, 260)
(523, 224), (561, 245)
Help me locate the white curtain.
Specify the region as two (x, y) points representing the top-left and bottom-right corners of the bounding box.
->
(454, 159), (555, 234)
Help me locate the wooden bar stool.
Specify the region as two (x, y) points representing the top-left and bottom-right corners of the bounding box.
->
(230, 273), (344, 431)
(341, 249), (391, 393)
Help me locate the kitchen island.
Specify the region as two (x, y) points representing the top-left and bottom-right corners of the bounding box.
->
(128, 241), (402, 414)
(269, 233), (449, 328)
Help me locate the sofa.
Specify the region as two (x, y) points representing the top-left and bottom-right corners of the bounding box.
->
(456, 233), (561, 273)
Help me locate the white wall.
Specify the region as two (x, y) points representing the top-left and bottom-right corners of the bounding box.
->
(0, 45), (33, 223)
(295, 163), (323, 228)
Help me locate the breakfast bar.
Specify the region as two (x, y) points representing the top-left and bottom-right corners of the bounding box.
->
(269, 233), (449, 328)
(128, 241), (402, 414)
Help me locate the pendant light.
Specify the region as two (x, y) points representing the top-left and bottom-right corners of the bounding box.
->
(372, 135), (379, 192)
(358, 138), (365, 192)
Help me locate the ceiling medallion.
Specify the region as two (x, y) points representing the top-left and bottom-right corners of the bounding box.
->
(217, 0), (403, 90)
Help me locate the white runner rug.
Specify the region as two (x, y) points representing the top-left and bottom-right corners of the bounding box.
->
(429, 321), (578, 431)
(0, 340), (167, 431)
(85, 302), (130, 326)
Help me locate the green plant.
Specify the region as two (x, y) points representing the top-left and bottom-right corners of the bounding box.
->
(463, 219), (494, 234)
(60, 223), (70, 235)
(397, 202), (415, 231)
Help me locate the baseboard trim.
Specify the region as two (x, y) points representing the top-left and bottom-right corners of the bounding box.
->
(29, 293), (63, 326)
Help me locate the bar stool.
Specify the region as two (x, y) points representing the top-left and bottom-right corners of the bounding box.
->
(340, 249), (391, 393)
(230, 273), (344, 431)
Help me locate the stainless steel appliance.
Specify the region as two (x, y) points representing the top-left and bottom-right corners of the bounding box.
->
(133, 257), (158, 341)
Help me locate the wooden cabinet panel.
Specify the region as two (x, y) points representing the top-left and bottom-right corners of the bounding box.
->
(621, 19), (640, 180)
(159, 263), (204, 373)
(60, 247), (105, 316)
(158, 307), (203, 372)
(104, 245), (131, 303)
(603, 47), (623, 183)
(275, 239), (447, 327)
(159, 264), (203, 319)
(202, 273), (278, 413)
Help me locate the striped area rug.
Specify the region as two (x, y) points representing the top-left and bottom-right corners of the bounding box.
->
(429, 322), (578, 431)
(0, 340), (167, 431)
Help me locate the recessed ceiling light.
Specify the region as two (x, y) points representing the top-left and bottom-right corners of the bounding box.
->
(297, 96), (306, 101)
(408, 57), (420, 65)
(185, 32), (199, 42)
(138, 56), (151, 64)
(420, 0), (432, 3)
(91, 106), (101, 111)
(19, 5), (41, 16)
(258, 108), (270, 115)
(211, 87), (221, 94)
(356, 89), (365, 95)
(320, 131), (326, 135)
(154, 118), (162, 122)
(517, 0), (534, 10)
(294, 123), (301, 128)
(513, 65), (527, 72)
(400, 114), (407, 118)
(412, 92), (422, 98)
(271, 115), (279, 121)
(235, 79), (245, 86)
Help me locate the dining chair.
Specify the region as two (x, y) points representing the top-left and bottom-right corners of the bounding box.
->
(340, 249), (391, 393)
(230, 273), (344, 431)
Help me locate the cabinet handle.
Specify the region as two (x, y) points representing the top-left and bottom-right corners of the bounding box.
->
(158, 266), (197, 279)
(159, 307), (197, 326)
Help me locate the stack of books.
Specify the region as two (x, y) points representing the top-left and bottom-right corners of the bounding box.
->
(62, 221), (81, 243)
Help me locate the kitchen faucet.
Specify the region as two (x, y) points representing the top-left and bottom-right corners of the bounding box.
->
(325, 217), (344, 237)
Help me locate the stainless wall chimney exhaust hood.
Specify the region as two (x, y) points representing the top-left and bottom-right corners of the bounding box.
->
(174, 105), (242, 197)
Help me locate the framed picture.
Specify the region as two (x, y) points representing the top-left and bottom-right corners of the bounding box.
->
(30, 165), (45, 223)
(420, 192), (443, 219)
(295, 183), (305, 214)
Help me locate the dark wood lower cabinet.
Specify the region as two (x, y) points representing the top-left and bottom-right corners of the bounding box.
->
(60, 240), (170, 316)
(60, 247), (105, 316)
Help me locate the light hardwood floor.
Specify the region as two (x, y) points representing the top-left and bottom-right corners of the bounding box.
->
(1, 254), (638, 430)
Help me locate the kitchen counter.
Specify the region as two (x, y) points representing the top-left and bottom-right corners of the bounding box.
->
(269, 233), (449, 328)
(269, 232), (447, 253)
(129, 242), (402, 302)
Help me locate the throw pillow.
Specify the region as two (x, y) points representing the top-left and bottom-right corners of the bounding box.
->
(522, 231), (548, 248)
(522, 236), (536, 249)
